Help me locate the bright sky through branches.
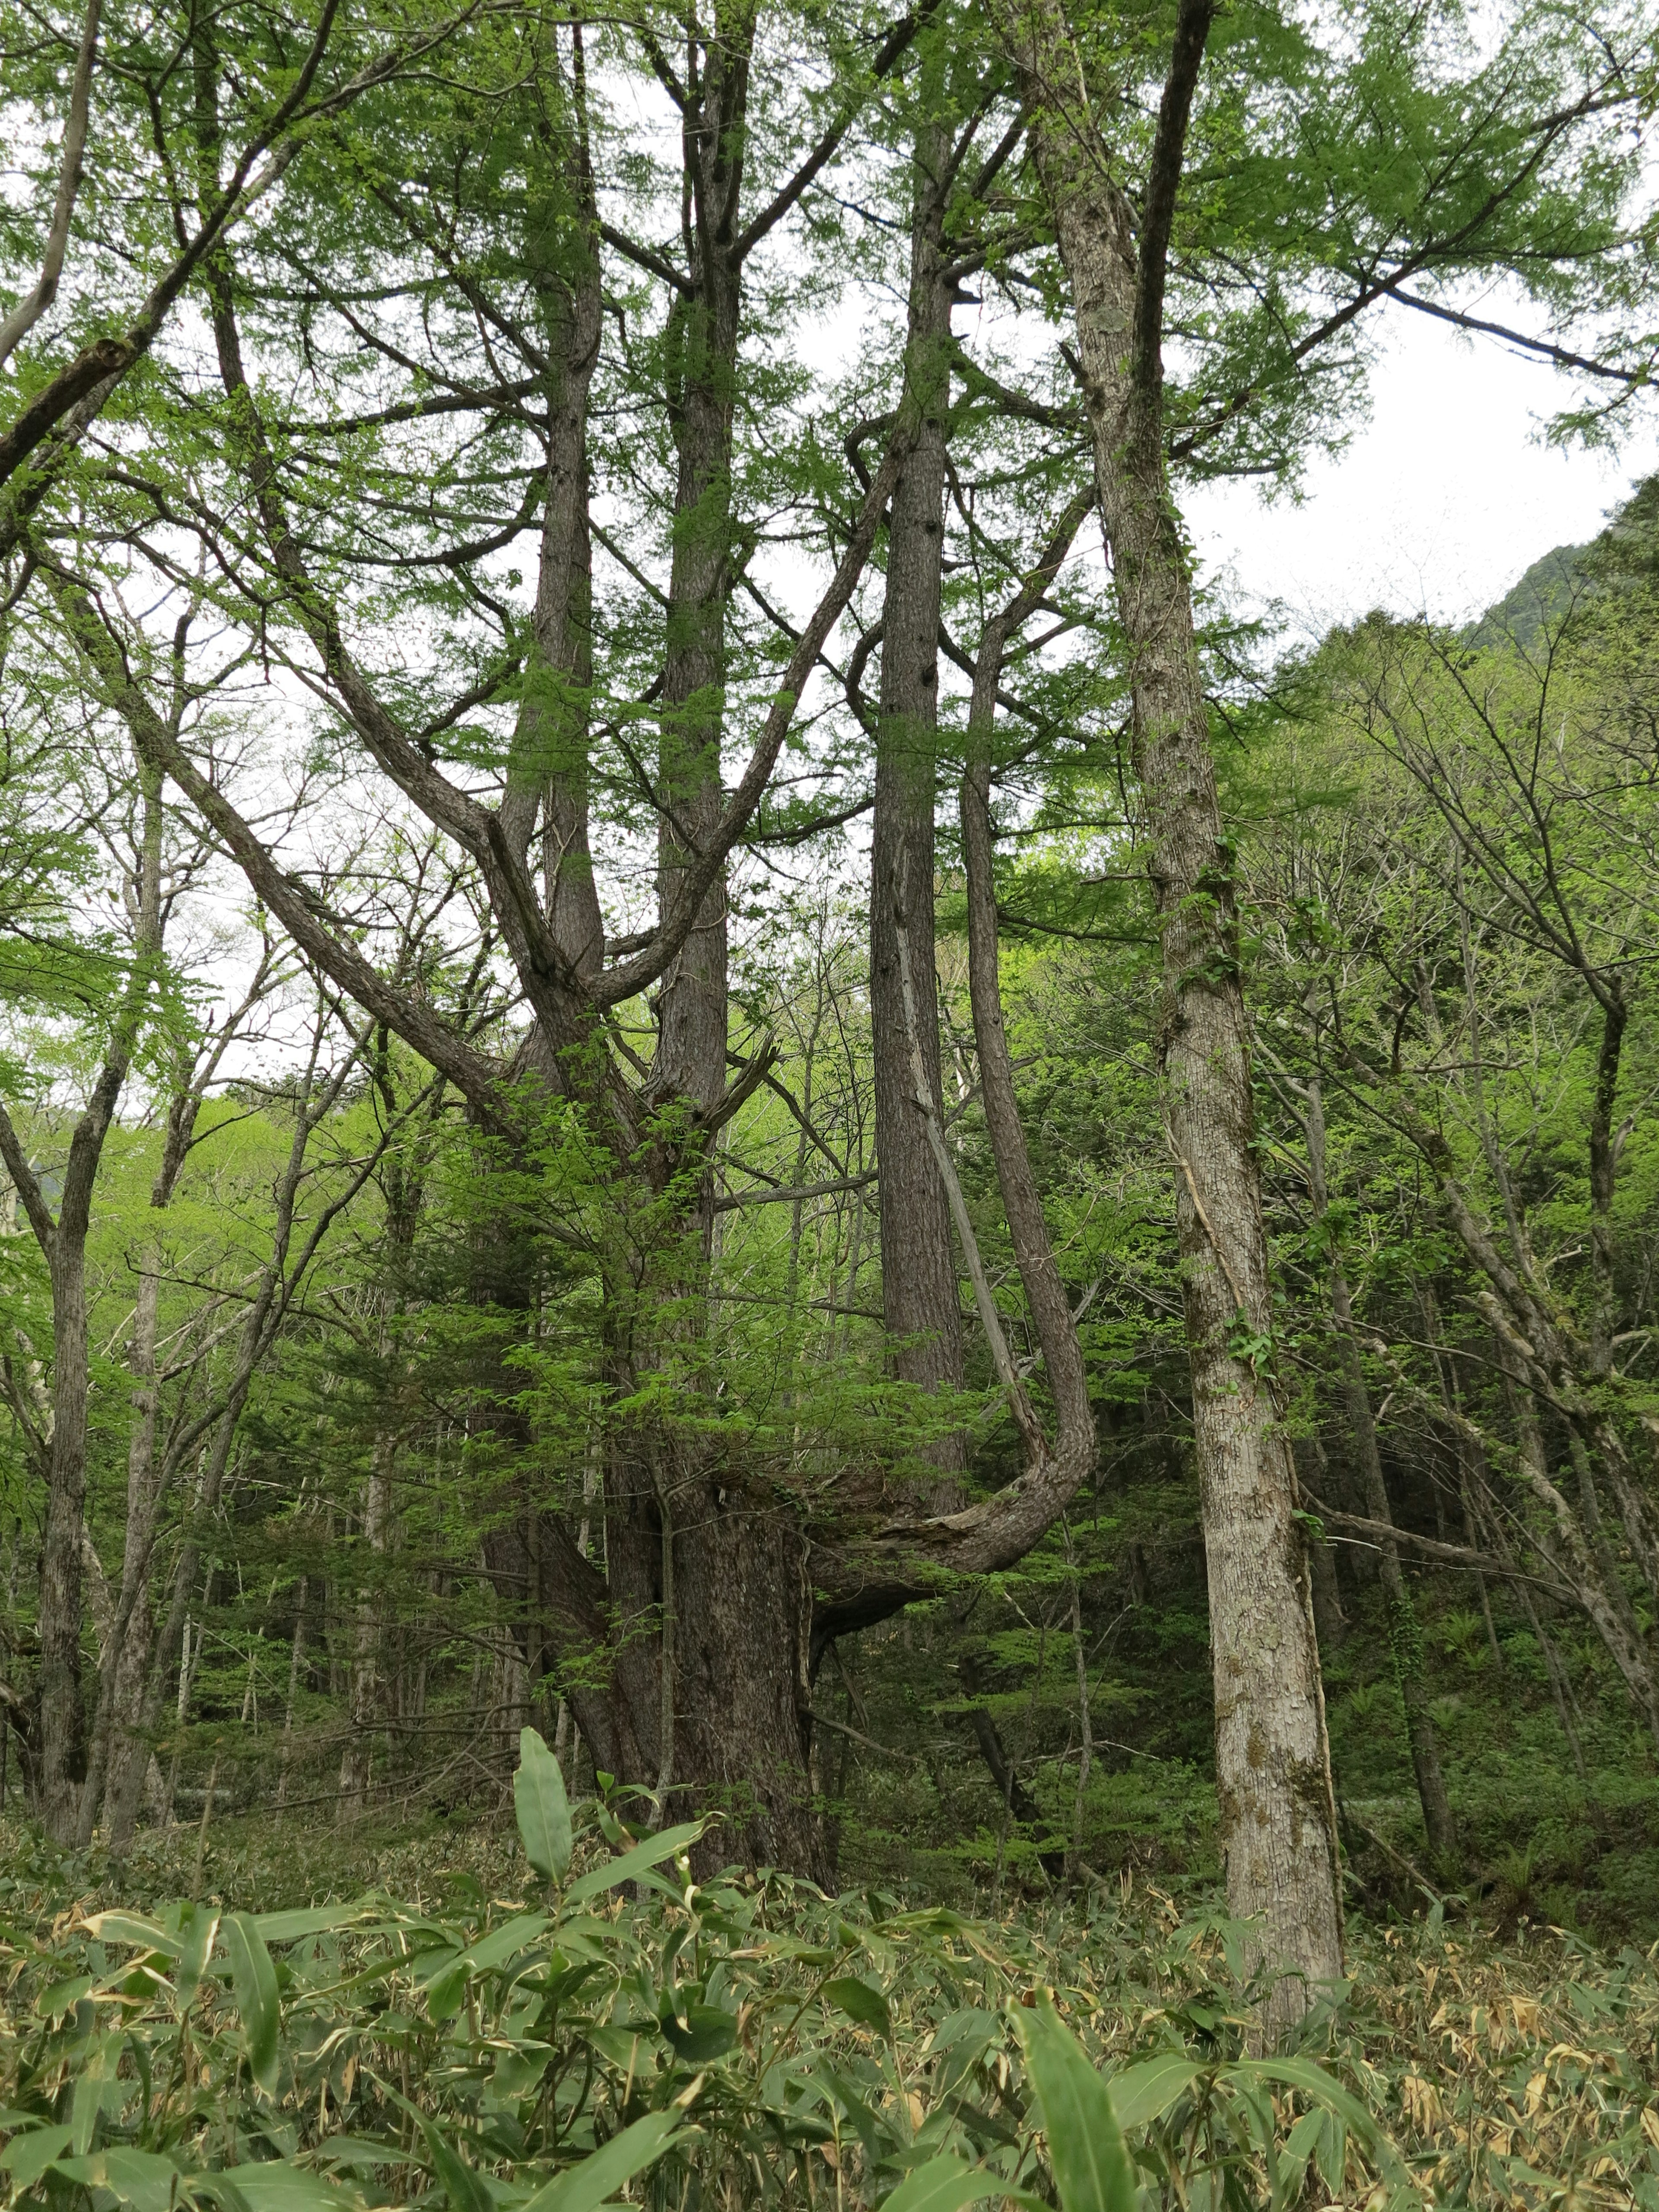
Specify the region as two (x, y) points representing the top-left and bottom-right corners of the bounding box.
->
(1186, 303), (1659, 640)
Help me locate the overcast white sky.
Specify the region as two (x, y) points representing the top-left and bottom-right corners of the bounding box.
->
(1183, 305), (1659, 644)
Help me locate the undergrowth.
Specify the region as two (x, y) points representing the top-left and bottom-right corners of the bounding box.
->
(1, 1734), (1656, 2212)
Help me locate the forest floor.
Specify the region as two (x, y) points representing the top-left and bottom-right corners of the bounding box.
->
(2, 1795), (1658, 2212)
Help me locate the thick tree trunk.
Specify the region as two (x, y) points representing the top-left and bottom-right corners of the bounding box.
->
(870, 114), (963, 1497)
(1001, 0), (1344, 2023)
(1305, 1081), (1456, 1862)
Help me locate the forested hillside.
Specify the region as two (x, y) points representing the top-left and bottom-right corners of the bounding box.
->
(1, 0), (1659, 2190)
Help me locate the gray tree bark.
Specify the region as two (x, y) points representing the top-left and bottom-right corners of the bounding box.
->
(995, 0), (1345, 2024)
(870, 110), (963, 1500)
(0, 753), (164, 1840)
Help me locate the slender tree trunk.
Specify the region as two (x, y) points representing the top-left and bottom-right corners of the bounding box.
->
(6, 754), (165, 1839)
(870, 111), (963, 1500)
(338, 1432), (395, 1821)
(276, 1575), (307, 1818)
(1065, 1529), (1093, 1888)
(107, 1044), (348, 1851)
(1305, 1081), (1456, 1860)
(1001, 0), (1344, 2023)
(79, 1076), (205, 1845)
(1293, 1437), (1348, 1652)
(36, 1237), (93, 1837)
(1494, 1333), (1659, 1746)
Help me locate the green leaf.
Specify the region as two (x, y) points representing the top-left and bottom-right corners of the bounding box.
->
(660, 2000), (738, 2064)
(821, 1976), (891, 2037)
(252, 1905), (375, 1946)
(82, 1912), (181, 1958)
(35, 1974), (91, 2018)
(1236, 2055), (1404, 2179)
(422, 1913), (550, 2021)
(223, 1913), (282, 2095)
(213, 2162), (362, 2212)
(1106, 2056), (1202, 2131)
(172, 1902), (220, 2012)
(515, 1727), (574, 1882)
(70, 2033), (121, 2156)
(1015, 1998), (1137, 2212)
(563, 1823), (703, 1908)
(419, 2118), (495, 2212)
(54, 2150), (186, 2212)
(517, 2112), (680, 2212)
(0, 2123), (73, 2187)
(1274, 2108), (1326, 2212)
(878, 2156), (1045, 2212)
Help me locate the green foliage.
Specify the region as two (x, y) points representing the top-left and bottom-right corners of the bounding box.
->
(3, 1734), (1659, 2212)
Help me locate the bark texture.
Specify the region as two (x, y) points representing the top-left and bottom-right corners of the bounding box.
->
(0, 756), (164, 1839)
(997, 0), (1345, 2023)
(870, 113), (963, 1494)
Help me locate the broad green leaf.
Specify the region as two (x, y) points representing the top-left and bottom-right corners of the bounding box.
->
(515, 1727), (573, 1882)
(422, 1913), (549, 2021)
(55, 2149), (185, 2212)
(214, 2161), (362, 2212)
(821, 1976), (891, 2037)
(223, 1913), (282, 2095)
(1107, 2056), (1202, 2131)
(173, 1903), (220, 2012)
(878, 2155), (1045, 2212)
(82, 1912), (180, 1958)
(35, 1974), (91, 2018)
(1015, 1998), (1137, 2212)
(517, 2112), (680, 2212)
(419, 2116), (495, 2212)
(252, 1905), (376, 1945)
(1274, 2108), (1327, 2212)
(494, 2044), (553, 2100)
(583, 2025), (650, 2074)
(563, 1823), (703, 1908)
(0, 2123), (73, 2186)
(70, 2033), (121, 2156)
(660, 2000), (738, 2063)
(1236, 2056), (1406, 2181)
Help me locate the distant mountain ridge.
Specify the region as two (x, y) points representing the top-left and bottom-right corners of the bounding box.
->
(1466, 474), (1659, 646)
(1466, 540), (1587, 646)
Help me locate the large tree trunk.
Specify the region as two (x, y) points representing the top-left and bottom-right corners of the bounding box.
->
(1001, 0), (1344, 2024)
(1305, 1080), (1456, 1862)
(870, 111), (963, 1500)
